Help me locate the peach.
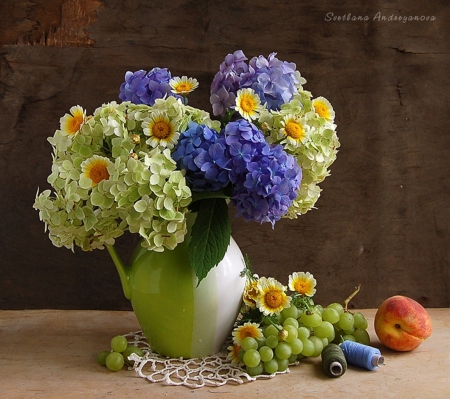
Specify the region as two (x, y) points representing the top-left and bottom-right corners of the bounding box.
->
(374, 295), (432, 351)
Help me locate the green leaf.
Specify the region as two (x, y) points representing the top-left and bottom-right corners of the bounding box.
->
(188, 198), (231, 286)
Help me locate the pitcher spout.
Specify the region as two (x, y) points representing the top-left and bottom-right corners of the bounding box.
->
(106, 244), (132, 300)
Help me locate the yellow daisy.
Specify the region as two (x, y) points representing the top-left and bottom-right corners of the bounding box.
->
(169, 76), (199, 95)
(81, 155), (113, 187)
(288, 271), (317, 297)
(256, 277), (291, 316)
(243, 278), (261, 309)
(312, 97), (335, 122)
(235, 88), (262, 121)
(232, 322), (264, 345)
(60, 105), (86, 136)
(227, 343), (242, 364)
(280, 114), (309, 147)
(142, 112), (179, 149)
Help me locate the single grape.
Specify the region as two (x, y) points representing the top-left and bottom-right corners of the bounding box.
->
(313, 321), (334, 339)
(122, 345), (144, 365)
(241, 337), (258, 351)
(322, 307), (340, 324)
(321, 337), (329, 347)
(327, 302), (344, 315)
(283, 317), (299, 329)
(276, 357), (289, 372)
(281, 306), (299, 320)
(338, 312), (355, 331)
(342, 334), (356, 342)
(246, 362), (264, 376)
(290, 338), (304, 355)
(263, 358), (279, 374)
(110, 335), (128, 353)
(353, 311), (369, 329)
(265, 335), (279, 349)
(300, 312), (322, 328)
(264, 324), (279, 337)
(97, 350), (110, 366)
(238, 348), (245, 362)
(327, 327), (336, 343)
(313, 305), (324, 315)
(259, 346), (274, 362)
(297, 326), (311, 340)
(243, 349), (261, 368)
(284, 325), (298, 343)
(288, 353), (298, 364)
(308, 335), (324, 357)
(343, 326), (356, 335)
(105, 351), (124, 371)
(353, 328), (371, 345)
(300, 338), (315, 357)
(275, 342), (292, 360)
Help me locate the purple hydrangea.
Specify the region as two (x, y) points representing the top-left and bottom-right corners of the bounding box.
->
(224, 119), (302, 225)
(172, 122), (231, 191)
(210, 50), (301, 115)
(119, 67), (182, 105)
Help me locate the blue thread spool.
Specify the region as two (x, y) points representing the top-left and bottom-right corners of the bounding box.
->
(341, 340), (385, 371)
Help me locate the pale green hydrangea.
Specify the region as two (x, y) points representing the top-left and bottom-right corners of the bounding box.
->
(34, 98), (213, 252)
(258, 88), (340, 217)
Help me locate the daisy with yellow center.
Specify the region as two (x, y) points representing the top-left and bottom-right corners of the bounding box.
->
(227, 343), (242, 364)
(280, 114), (309, 148)
(312, 97), (335, 122)
(142, 112), (179, 149)
(235, 88), (262, 121)
(169, 76), (199, 95)
(288, 271), (317, 297)
(232, 322), (264, 345)
(60, 105), (86, 136)
(256, 277), (291, 316)
(81, 155), (113, 187)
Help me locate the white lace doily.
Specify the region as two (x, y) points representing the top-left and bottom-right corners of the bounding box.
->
(123, 331), (291, 389)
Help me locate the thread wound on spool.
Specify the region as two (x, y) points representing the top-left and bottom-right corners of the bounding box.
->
(341, 340), (384, 371)
(321, 343), (347, 378)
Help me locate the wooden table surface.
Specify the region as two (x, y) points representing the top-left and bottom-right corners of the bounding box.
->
(0, 309), (448, 398)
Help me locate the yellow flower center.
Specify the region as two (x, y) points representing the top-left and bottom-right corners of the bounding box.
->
(294, 280), (311, 294)
(175, 83), (191, 93)
(264, 289), (284, 309)
(68, 114), (84, 135)
(87, 162), (110, 184)
(152, 121), (171, 139)
(285, 121), (305, 140)
(239, 326), (257, 339)
(314, 102), (329, 119)
(240, 96), (257, 113)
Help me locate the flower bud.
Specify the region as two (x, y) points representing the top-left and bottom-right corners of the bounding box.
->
(130, 134), (141, 144)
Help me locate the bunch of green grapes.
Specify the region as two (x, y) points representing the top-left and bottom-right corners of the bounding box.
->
(97, 335), (144, 372)
(239, 303), (370, 376)
(322, 303), (370, 345)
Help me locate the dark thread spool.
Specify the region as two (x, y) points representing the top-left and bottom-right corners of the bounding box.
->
(321, 343), (347, 378)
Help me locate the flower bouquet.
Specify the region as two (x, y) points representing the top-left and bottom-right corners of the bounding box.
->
(34, 49), (340, 285)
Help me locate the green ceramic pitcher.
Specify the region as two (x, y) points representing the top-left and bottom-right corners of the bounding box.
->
(106, 216), (246, 359)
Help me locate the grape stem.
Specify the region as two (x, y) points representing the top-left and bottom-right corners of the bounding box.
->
(343, 284), (361, 312)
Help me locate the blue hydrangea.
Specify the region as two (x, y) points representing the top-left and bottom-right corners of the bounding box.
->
(210, 51), (301, 115)
(119, 67), (182, 105)
(172, 122), (231, 191)
(223, 119), (302, 225)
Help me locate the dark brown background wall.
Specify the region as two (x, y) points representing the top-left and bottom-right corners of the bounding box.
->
(1, 0), (448, 310)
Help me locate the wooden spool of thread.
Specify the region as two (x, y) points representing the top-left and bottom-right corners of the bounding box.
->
(321, 343), (347, 378)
